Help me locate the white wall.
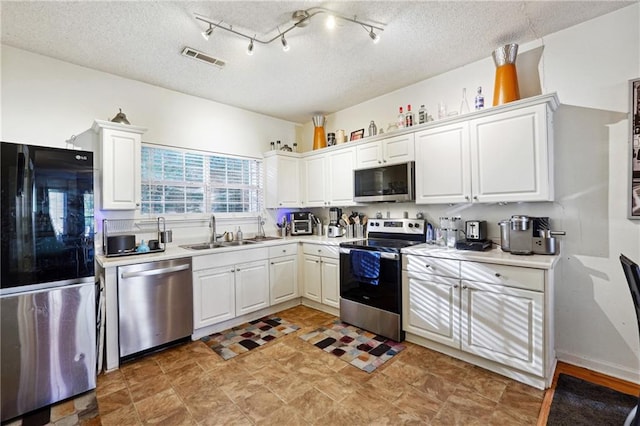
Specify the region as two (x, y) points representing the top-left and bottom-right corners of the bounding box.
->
(1, 45), (296, 157)
(302, 4), (640, 382)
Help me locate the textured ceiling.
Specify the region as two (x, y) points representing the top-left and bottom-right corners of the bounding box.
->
(1, 1), (633, 124)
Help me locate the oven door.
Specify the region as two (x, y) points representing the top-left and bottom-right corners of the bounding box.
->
(339, 248), (401, 314)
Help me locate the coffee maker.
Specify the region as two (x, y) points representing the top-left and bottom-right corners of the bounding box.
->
(507, 215), (565, 255)
(328, 207), (344, 237)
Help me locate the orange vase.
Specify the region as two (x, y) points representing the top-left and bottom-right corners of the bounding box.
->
(312, 115), (327, 150)
(492, 44), (520, 106)
(313, 126), (327, 150)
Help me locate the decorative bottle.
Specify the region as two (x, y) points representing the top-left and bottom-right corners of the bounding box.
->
(475, 87), (485, 110)
(397, 107), (405, 128)
(405, 105), (414, 127)
(368, 121), (377, 137)
(459, 89), (471, 115)
(418, 105), (426, 124)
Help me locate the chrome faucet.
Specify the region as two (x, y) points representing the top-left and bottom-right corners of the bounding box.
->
(210, 215), (217, 243)
(257, 215), (266, 238)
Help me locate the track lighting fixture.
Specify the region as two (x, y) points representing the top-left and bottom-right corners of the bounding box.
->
(325, 15), (336, 30)
(193, 7), (384, 55)
(201, 24), (214, 41)
(368, 27), (380, 44)
(280, 34), (290, 52)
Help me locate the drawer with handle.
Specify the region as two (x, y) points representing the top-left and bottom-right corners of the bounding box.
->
(268, 243), (298, 258)
(460, 262), (544, 292)
(403, 255), (460, 279)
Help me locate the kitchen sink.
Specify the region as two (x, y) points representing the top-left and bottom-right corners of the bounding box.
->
(180, 240), (260, 250)
(245, 236), (283, 242)
(220, 240), (260, 246)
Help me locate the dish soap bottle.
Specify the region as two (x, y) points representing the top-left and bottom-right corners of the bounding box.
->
(236, 226), (243, 242)
(136, 240), (150, 253)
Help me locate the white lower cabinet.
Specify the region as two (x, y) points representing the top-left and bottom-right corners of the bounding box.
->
(302, 244), (340, 309)
(403, 272), (460, 348)
(269, 244), (299, 305)
(235, 260), (270, 316)
(193, 266), (236, 329)
(192, 249), (269, 330)
(460, 280), (543, 376)
(403, 254), (551, 387)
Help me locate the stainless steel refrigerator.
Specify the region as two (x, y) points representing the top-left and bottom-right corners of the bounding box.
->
(1, 142), (96, 422)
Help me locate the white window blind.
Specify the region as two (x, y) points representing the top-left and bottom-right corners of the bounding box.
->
(141, 145), (262, 215)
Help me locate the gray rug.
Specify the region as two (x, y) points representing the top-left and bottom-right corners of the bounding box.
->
(547, 374), (638, 425)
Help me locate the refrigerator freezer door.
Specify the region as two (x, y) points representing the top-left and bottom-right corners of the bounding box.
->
(1, 283), (96, 422)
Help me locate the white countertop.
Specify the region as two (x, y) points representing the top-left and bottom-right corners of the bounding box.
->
(402, 244), (559, 270)
(96, 234), (357, 268)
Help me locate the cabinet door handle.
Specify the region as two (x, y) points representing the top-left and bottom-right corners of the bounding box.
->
(231, 269), (235, 273)
(473, 196), (478, 200)
(465, 196), (470, 201)
(425, 264), (431, 268)
(453, 284), (459, 289)
(270, 262), (274, 265)
(383, 159), (387, 163)
(315, 260), (320, 263)
(282, 249), (287, 253)
(495, 273), (502, 278)
(462, 285), (468, 290)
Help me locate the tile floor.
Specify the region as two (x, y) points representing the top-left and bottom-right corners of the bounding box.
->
(96, 305), (545, 425)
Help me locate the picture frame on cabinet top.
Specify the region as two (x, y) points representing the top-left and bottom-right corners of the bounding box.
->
(350, 129), (364, 141)
(629, 78), (640, 219)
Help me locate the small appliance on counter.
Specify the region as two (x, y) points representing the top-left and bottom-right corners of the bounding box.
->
(455, 220), (492, 251)
(289, 212), (314, 235)
(501, 215), (565, 255)
(328, 207), (344, 238)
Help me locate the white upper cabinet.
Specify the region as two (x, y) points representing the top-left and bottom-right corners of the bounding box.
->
(415, 94), (557, 204)
(469, 103), (552, 202)
(355, 133), (415, 169)
(93, 120), (146, 210)
(325, 147), (356, 206)
(415, 121), (471, 204)
(302, 155), (326, 207)
(301, 146), (356, 207)
(264, 152), (300, 208)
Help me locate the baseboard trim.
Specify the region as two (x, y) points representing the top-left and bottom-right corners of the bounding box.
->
(556, 350), (640, 385)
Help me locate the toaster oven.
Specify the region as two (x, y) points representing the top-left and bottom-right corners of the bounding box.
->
(290, 212), (313, 235)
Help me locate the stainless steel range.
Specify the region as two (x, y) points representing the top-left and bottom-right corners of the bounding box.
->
(339, 218), (426, 341)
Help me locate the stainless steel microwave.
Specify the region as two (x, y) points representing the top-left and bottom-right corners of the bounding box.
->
(353, 161), (415, 203)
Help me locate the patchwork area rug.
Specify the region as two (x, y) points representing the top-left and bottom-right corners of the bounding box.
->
(201, 316), (300, 360)
(547, 373), (637, 425)
(299, 320), (405, 373)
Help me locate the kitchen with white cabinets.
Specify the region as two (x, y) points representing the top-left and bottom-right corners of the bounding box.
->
(1, 1), (639, 424)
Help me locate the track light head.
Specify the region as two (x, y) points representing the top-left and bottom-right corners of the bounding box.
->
(281, 34), (290, 52)
(369, 28), (380, 44)
(202, 24), (214, 40)
(325, 15), (336, 30)
(247, 39), (254, 55)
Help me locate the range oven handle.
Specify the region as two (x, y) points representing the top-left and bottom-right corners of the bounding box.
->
(339, 247), (399, 260)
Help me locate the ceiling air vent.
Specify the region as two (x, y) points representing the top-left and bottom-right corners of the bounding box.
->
(181, 47), (226, 69)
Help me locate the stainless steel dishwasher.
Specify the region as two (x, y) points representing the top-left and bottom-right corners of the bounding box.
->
(118, 258), (193, 358)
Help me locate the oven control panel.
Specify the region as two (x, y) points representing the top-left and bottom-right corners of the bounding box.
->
(367, 219), (425, 235)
